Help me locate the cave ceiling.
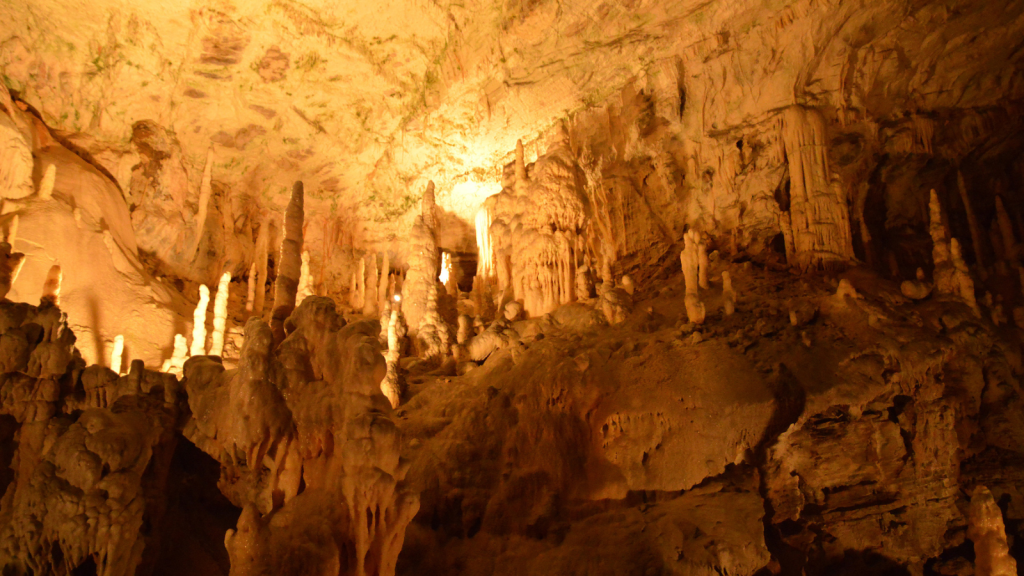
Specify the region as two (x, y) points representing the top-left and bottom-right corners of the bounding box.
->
(3, 0), (1024, 241)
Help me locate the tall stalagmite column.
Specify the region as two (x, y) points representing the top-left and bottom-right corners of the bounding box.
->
(403, 181), (439, 335)
(968, 485), (1017, 576)
(779, 106), (854, 271)
(270, 181), (304, 344)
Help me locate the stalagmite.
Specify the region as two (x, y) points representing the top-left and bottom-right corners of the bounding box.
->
(253, 217), (270, 319)
(995, 196), (1017, 261)
(245, 263), (257, 313)
(41, 264), (61, 306)
(901, 268), (934, 300)
(957, 171), (986, 268)
(161, 333), (188, 376)
(364, 253), (379, 317)
(404, 181), (440, 334)
(110, 335), (124, 375)
(381, 296), (404, 409)
(778, 106), (854, 270)
(210, 271), (231, 357)
(351, 256), (366, 310)
(190, 147), (214, 261)
(296, 251), (312, 304)
(620, 274), (635, 296)
(576, 264), (593, 300)
(38, 163), (55, 200)
(457, 314), (472, 344)
(271, 181), (304, 343)
(930, 190), (981, 316)
(476, 206), (494, 279)
(968, 486), (1017, 576)
(722, 271), (736, 316)
(190, 285), (210, 356)
(698, 234), (710, 290)
(0, 241), (25, 300)
(515, 138), (528, 194)
(7, 214), (18, 245)
(681, 230), (705, 324)
(379, 251), (390, 309)
(951, 239), (981, 316)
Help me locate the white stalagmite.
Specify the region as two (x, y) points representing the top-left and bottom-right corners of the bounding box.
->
(41, 264), (61, 306)
(381, 297), (403, 409)
(210, 271), (231, 357)
(476, 206), (494, 279)
(38, 163), (56, 200)
(110, 335), (124, 375)
(191, 147), (214, 261)
(161, 334), (188, 376)
(296, 251), (312, 304)
(968, 485), (1018, 576)
(190, 284), (210, 356)
(245, 263), (257, 313)
(722, 271), (736, 316)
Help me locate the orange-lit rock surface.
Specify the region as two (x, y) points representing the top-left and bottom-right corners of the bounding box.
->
(4, 0), (1024, 574)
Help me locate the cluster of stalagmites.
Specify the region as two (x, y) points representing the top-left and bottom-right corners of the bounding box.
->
(0, 240), (416, 575)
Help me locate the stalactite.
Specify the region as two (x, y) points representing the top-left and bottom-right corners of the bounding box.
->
(41, 264), (61, 306)
(956, 170), (986, 269)
(190, 284), (210, 356)
(191, 147), (214, 262)
(210, 271), (231, 357)
(778, 106), (853, 270)
(110, 335), (124, 375)
(38, 163), (55, 200)
(271, 181), (304, 344)
(245, 263), (257, 313)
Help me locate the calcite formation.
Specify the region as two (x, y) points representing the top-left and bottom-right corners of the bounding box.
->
(270, 182), (304, 344)
(4, 1), (1024, 574)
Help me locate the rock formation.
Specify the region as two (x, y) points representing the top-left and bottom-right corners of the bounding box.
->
(4, 2), (1024, 575)
(270, 182), (304, 344)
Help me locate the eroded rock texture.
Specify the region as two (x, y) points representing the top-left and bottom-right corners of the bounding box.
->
(3, 0), (1024, 574)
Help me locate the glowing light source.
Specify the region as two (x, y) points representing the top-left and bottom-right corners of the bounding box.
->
(393, 294), (401, 302)
(439, 252), (451, 285)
